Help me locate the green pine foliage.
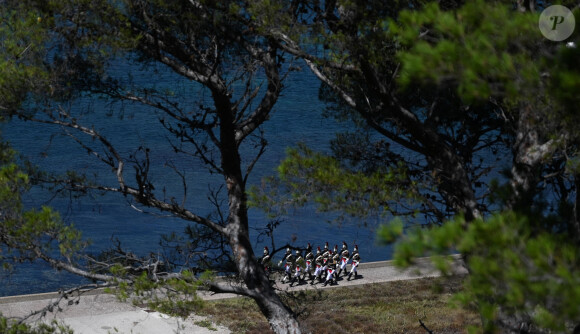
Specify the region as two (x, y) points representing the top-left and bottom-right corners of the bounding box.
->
(0, 167), (86, 268)
(0, 144), (80, 332)
(105, 267), (208, 318)
(391, 0), (580, 132)
(248, 143), (421, 225)
(391, 0), (543, 103)
(0, 5), (51, 114)
(390, 212), (580, 333)
(0, 317), (73, 334)
(0, 144), (87, 268)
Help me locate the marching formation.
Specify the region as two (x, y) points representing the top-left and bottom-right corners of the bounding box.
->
(259, 242), (361, 287)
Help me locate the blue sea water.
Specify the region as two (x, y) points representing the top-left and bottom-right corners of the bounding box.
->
(0, 62), (393, 296)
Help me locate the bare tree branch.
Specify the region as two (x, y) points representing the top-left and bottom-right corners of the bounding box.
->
(419, 319), (434, 334)
(235, 49), (282, 144)
(205, 280), (256, 298)
(25, 112), (227, 235)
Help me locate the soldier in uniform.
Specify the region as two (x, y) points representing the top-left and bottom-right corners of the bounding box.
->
(279, 247), (295, 284)
(290, 250), (304, 286)
(311, 247), (324, 285)
(323, 251), (338, 286)
(322, 242), (330, 258)
(260, 246), (271, 277)
(303, 243), (314, 281)
(332, 247), (341, 273)
(347, 245), (360, 281)
(320, 249), (331, 283)
(337, 241), (349, 277)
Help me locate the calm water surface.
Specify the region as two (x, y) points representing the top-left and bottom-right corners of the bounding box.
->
(0, 64), (393, 296)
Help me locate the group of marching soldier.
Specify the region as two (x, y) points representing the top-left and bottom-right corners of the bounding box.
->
(259, 241), (361, 287)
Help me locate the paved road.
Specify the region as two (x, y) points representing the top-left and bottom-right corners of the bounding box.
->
(0, 256), (466, 334)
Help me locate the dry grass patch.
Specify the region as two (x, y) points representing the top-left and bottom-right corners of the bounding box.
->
(198, 276), (480, 334)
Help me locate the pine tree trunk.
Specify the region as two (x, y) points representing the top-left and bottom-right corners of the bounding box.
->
(509, 105), (556, 209)
(230, 229), (301, 333)
(218, 94), (301, 333)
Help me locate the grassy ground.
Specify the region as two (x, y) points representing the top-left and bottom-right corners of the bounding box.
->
(198, 275), (481, 334)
